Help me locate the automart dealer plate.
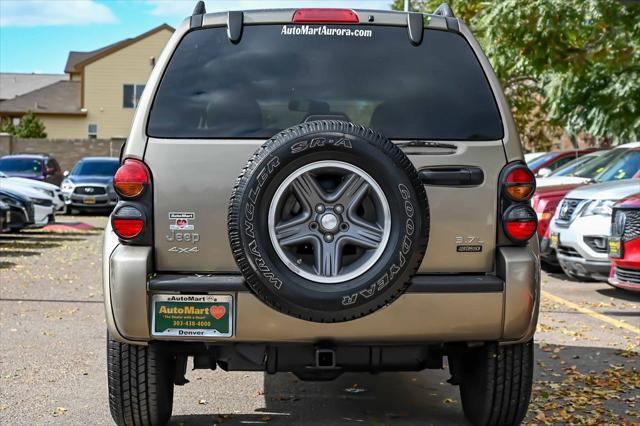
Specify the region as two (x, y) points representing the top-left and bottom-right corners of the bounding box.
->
(152, 294), (233, 337)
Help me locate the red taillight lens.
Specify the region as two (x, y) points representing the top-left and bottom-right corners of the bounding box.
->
(113, 219), (144, 239)
(504, 165), (535, 201)
(112, 205), (144, 239)
(114, 159), (150, 199)
(293, 9), (359, 23)
(503, 205), (538, 242)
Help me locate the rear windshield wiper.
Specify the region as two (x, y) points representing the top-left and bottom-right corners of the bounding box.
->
(395, 141), (458, 150)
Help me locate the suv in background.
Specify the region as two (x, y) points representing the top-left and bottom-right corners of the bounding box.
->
(61, 157), (119, 213)
(103, 4), (540, 425)
(550, 179), (640, 280)
(0, 154), (64, 186)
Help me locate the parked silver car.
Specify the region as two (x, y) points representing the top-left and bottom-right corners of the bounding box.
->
(550, 179), (640, 281)
(61, 157), (119, 213)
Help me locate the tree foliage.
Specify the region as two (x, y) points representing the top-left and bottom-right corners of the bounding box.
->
(3, 112), (48, 138)
(392, 0), (640, 148)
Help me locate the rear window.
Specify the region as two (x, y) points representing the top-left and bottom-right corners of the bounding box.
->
(0, 158), (43, 173)
(148, 25), (503, 140)
(72, 160), (120, 176)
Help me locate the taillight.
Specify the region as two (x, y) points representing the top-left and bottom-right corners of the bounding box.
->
(292, 9), (359, 23)
(503, 205), (538, 242)
(112, 206), (144, 239)
(113, 159), (150, 199)
(503, 165), (535, 201)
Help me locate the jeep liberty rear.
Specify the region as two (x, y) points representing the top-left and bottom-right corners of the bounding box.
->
(104, 3), (540, 425)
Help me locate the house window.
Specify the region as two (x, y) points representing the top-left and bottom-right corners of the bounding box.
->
(88, 123), (98, 139)
(123, 84), (145, 108)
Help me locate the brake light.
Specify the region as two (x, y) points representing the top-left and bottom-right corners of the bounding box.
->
(114, 159), (150, 199)
(293, 9), (359, 23)
(503, 165), (535, 201)
(503, 205), (538, 242)
(113, 219), (144, 238)
(112, 206), (144, 239)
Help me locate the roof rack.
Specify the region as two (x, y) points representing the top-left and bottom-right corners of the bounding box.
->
(434, 3), (455, 18)
(192, 1), (206, 16)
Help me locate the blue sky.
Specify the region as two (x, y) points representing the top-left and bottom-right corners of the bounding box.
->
(1, 0), (394, 74)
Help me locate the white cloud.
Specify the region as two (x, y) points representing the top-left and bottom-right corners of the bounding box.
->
(0, 0), (117, 27)
(147, 0), (392, 17)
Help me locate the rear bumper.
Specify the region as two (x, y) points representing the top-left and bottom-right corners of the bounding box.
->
(103, 227), (539, 346)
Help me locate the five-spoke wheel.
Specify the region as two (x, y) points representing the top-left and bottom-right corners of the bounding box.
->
(268, 160), (391, 283)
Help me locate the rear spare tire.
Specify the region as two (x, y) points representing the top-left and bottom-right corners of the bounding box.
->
(228, 121), (429, 322)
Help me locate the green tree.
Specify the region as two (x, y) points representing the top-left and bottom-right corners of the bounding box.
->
(14, 111), (47, 138)
(392, 0), (640, 149)
(0, 118), (17, 135)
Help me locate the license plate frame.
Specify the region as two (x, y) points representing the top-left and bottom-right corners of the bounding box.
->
(83, 196), (96, 204)
(550, 232), (559, 248)
(151, 294), (233, 338)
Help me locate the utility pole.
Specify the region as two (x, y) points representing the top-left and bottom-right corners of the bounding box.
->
(404, 0), (410, 12)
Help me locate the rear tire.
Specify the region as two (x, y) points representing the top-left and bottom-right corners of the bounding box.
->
(456, 341), (533, 426)
(107, 334), (175, 426)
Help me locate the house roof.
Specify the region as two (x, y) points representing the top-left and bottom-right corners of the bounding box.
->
(64, 23), (174, 73)
(0, 73), (67, 100)
(0, 81), (83, 115)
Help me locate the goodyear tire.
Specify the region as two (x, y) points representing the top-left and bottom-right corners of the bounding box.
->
(228, 121), (429, 322)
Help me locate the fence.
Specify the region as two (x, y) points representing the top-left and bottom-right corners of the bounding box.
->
(0, 134), (124, 172)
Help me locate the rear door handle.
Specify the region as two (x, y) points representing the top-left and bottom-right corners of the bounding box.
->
(419, 167), (484, 186)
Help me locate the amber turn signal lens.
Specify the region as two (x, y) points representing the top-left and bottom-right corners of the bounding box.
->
(113, 159), (150, 198)
(506, 184), (535, 200)
(503, 165), (536, 201)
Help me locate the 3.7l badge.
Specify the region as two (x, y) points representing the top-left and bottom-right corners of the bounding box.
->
(456, 236), (484, 253)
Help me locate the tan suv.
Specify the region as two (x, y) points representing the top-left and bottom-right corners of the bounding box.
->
(103, 3), (540, 425)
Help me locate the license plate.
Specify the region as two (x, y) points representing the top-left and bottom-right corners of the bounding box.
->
(608, 237), (622, 258)
(152, 294), (233, 337)
(83, 197), (96, 204)
(550, 232), (559, 248)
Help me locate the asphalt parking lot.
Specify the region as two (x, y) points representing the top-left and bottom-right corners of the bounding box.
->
(1, 216), (638, 425)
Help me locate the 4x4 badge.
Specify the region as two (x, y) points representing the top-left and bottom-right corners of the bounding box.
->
(168, 246), (199, 254)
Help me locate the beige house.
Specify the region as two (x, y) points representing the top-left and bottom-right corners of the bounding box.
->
(0, 24), (174, 139)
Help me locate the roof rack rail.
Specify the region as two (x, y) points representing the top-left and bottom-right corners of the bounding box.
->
(192, 1), (206, 16)
(434, 3), (455, 18)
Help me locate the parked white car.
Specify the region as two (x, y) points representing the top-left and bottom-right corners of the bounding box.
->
(0, 171), (65, 212)
(0, 178), (56, 227)
(550, 179), (640, 280)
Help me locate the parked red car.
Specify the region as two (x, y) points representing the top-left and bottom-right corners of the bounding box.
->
(526, 149), (598, 177)
(608, 195), (640, 292)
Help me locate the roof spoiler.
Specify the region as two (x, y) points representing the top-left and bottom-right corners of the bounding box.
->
(192, 1), (206, 15)
(191, 1), (206, 28)
(433, 3), (455, 18)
